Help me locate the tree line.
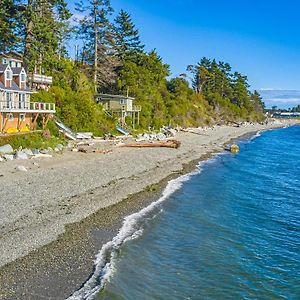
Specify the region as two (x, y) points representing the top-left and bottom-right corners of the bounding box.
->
(0, 0), (266, 134)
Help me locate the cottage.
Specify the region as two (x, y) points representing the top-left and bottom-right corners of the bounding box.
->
(0, 55), (55, 133)
(95, 93), (141, 127)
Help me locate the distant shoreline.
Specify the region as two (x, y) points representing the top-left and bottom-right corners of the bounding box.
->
(1, 119), (299, 299)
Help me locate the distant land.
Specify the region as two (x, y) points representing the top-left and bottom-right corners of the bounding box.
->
(258, 89), (300, 109)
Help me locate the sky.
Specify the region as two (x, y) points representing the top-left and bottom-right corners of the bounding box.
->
(67, 0), (300, 108)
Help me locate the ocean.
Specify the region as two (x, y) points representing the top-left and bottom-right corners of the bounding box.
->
(69, 125), (300, 300)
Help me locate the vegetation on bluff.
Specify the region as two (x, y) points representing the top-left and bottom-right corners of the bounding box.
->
(0, 0), (265, 136)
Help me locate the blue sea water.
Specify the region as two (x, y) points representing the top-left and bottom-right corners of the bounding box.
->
(69, 126), (300, 300)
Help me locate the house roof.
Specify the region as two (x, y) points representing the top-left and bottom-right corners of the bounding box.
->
(0, 80), (31, 93)
(12, 67), (24, 75)
(0, 64), (9, 73)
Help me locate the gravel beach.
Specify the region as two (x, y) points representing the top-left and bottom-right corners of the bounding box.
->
(0, 120), (299, 299)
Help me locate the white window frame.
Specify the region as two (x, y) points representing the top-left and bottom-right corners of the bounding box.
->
(6, 92), (12, 108)
(6, 69), (12, 80)
(19, 113), (25, 121)
(20, 72), (26, 82)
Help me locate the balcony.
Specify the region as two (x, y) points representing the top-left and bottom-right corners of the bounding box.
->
(30, 74), (53, 84)
(0, 101), (56, 113)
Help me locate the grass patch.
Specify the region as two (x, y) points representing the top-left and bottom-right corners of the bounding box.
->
(0, 132), (66, 150)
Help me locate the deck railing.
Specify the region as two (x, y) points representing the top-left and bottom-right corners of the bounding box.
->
(132, 105), (141, 112)
(0, 101), (56, 112)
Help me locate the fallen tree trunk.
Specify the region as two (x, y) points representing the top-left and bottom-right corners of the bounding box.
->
(121, 140), (181, 149)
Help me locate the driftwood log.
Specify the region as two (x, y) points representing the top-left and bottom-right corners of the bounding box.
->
(121, 139), (181, 149)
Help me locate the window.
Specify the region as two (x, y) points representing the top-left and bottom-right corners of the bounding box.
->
(3, 58), (7, 64)
(6, 92), (12, 108)
(20, 73), (26, 82)
(120, 99), (126, 105)
(19, 114), (25, 121)
(6, 70), (12, 80)
(19, 94), (26, 109)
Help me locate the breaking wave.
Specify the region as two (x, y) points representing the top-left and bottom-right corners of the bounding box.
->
(66, 164), (203, 300)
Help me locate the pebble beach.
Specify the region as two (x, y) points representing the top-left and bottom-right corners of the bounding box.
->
(0, 119), (299, 299)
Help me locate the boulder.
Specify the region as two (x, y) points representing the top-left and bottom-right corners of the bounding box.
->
(156, 132), (167, 141)
(32, 149), (40, 155)
(0, 144), (13, 154)
(15, 151), (29, 160)
(4, 154), (14, 161)
(23, 149), (34, 157)
(40, 149), (49, 154)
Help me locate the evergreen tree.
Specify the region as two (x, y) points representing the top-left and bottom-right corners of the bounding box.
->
(23, 0), (71, 73)
(76, 0), (119, 92)
(114, 9), (144, 61)
(0, 0), (22, 53)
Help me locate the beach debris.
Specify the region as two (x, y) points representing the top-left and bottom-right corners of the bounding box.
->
(0, 144), (13, 154)
(121, 139), (181, 149)
(225, 144), (240, 153)
(31, 153), (53, 159)
(78, 148), (88, 153)
(15, 165), (28, 172)
(93, 149), (112, 154)
(0, 156), (4, 162)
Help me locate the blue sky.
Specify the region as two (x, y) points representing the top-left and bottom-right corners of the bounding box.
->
(67, 0), (300, 108)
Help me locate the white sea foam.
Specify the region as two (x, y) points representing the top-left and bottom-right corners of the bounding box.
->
(250, 130), (262, 140)
(66, 165), (202, 300)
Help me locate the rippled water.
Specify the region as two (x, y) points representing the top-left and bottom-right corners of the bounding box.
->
(71, 126), (300, 300)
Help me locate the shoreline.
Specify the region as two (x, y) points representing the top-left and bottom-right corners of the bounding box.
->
(0, 120), (299, 299)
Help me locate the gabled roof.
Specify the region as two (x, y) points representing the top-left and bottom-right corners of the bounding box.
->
(0, 80), (31, 93)
(12, 67), (25, 75)
(0, 64), (9, 73)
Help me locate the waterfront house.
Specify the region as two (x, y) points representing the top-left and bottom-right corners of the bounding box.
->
(0, 55), (55, 133)
(95, 93), (141, 127)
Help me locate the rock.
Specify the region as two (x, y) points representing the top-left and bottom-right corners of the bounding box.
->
(71, 148), (79, 152)
(56, 144), (64, 151)
(168, 128), (177, 137)
(0, 157), (4, 162)
(23, 149), (34, 156)
(0, 144), (13, 154)
(40, 149), (49, 154)
(14, 151), (29, 160)
(15, 165), (28, 172)
(156, 133), (166, 141)
(143, 133), (150, 141)
(32, 149), (40, 155)
(3, 154), (14, 161)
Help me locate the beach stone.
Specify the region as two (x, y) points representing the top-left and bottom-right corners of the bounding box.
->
(15, 151), (29, 160)
(32, 149), (40, 155)
(56, 144), (64, 151)
(0, 156), (3, 162)
(23, 149), (34, 156)
(0, 144), (13, 154)
(15, 165), (28, 172)
(157, 133), (167, 141)
(3, 154), (14, 161)
(40, 149), (49, 154)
